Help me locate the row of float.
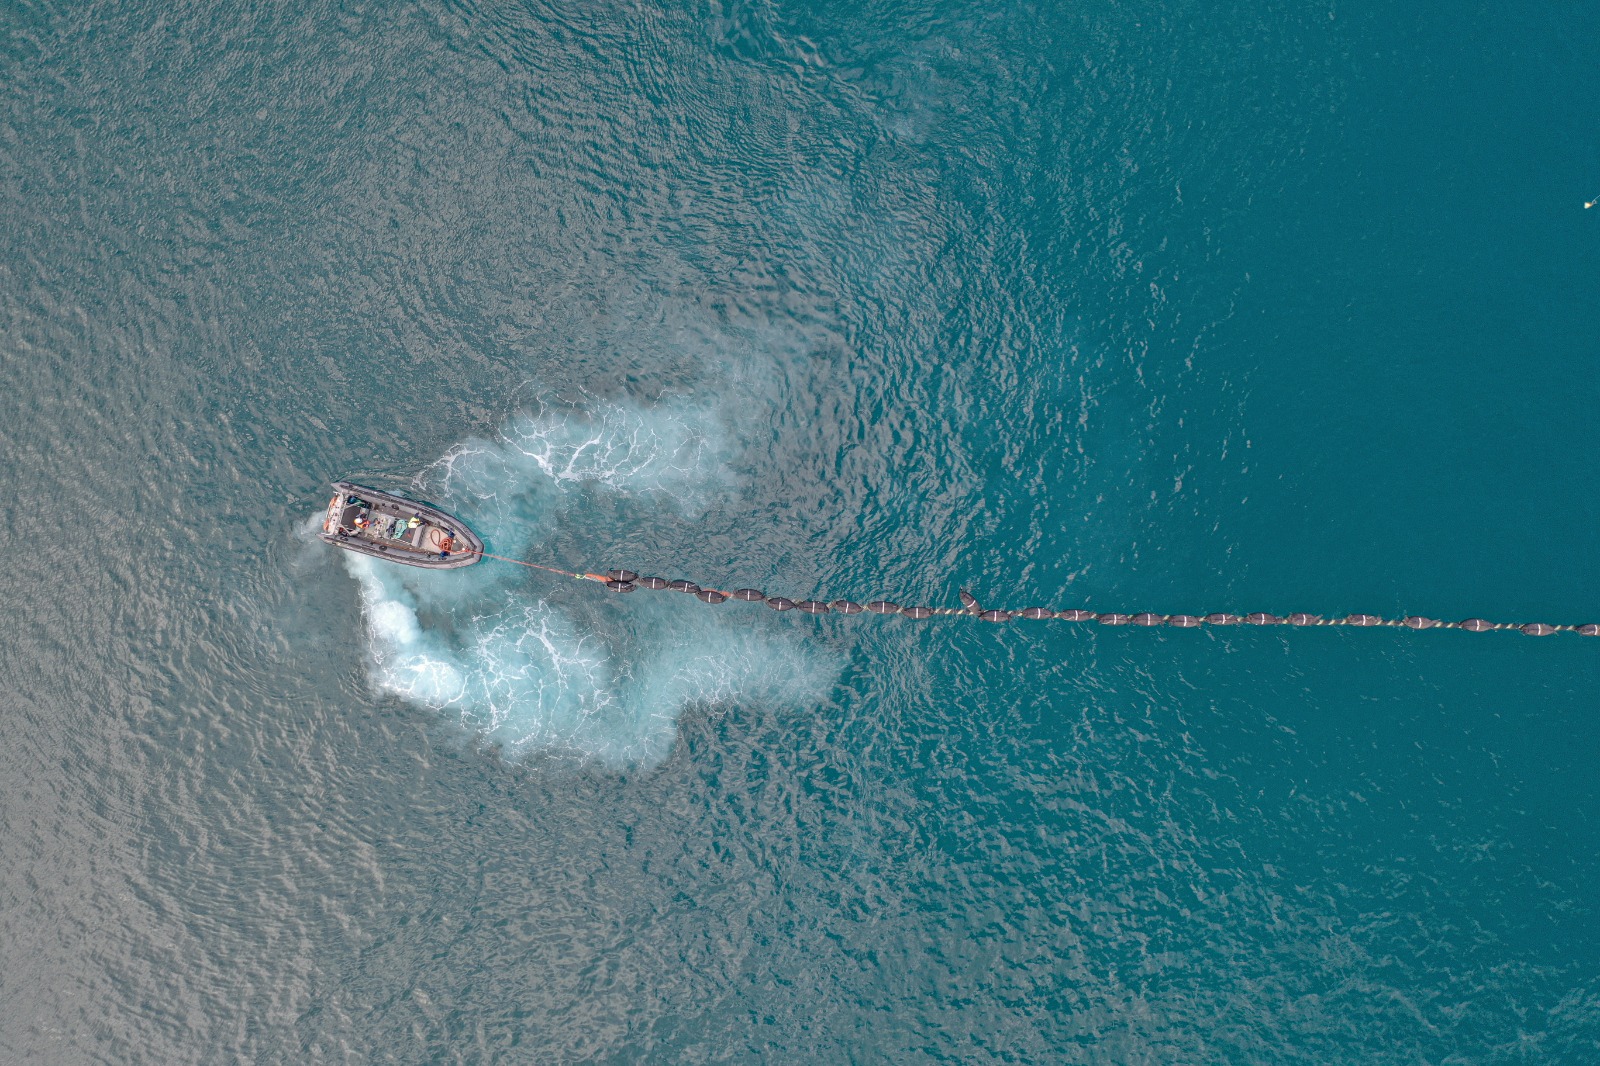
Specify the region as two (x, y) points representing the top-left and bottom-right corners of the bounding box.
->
(595, 571), (1597, 637)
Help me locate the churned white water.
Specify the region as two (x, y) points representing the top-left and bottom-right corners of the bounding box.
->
(341, 396), (839, 766)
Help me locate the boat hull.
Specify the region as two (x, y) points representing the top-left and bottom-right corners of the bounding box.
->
(317, 481), (484, 569)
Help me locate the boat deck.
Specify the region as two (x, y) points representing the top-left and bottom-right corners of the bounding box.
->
(318, 483), (482, 569)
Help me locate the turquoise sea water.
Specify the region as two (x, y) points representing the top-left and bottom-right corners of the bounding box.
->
(3, 0), (1598, 1060)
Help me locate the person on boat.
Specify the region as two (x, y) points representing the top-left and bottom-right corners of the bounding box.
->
(407, 516), (422, 529)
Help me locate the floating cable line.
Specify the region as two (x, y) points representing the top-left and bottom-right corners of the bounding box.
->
(458, 550), (1597, 638)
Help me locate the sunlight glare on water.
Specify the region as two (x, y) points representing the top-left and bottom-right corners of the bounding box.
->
(1, 0), (1596, 1060)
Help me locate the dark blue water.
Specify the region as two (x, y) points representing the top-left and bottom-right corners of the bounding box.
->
(3, 0), (1597, 1060)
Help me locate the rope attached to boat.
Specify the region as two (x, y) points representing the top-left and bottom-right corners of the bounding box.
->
(457, 550), (1597, 638)
(466, 550), (611, 583)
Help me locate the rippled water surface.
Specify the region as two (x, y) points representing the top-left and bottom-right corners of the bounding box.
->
(3, 0), (1598, 1061)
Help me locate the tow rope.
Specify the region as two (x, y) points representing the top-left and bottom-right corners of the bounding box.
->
(456, 551), (1596, 638)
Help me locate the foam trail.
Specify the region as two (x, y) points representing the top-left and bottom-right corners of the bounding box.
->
(414, 396), (728, 563)
(340, 396), (838, 768)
